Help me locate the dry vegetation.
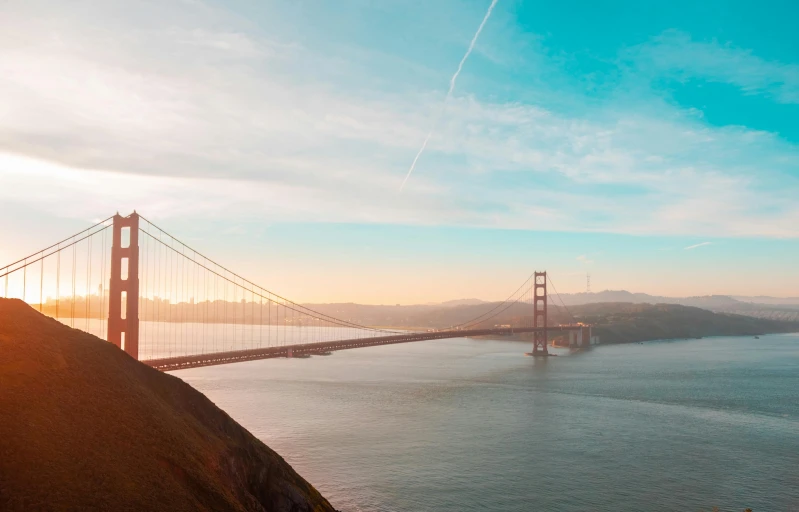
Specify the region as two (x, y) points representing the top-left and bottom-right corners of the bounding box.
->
(0, 298), (337, 512)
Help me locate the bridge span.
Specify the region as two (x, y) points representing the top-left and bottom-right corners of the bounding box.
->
(146, 325), (592, 371)
(1, 212), (593, 370)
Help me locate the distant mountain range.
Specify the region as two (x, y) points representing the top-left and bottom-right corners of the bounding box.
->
(413, 290), (799, 326)
(300, 291), (799, 330)
(732, 295), (799, 305)
(427, 298), (488, 308)
(545, 290), (799, 322)
(550, 290), (797, 308)
(424, 291), (799, 309)
(551, 290), (740, 308)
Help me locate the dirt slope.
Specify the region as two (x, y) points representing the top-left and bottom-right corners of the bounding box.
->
(0, 298), (337, 512)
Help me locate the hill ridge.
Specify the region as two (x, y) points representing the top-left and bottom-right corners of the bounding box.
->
(0, 298), (337, 512)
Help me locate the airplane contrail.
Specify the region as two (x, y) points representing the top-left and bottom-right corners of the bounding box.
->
(399, 0), (499, 192)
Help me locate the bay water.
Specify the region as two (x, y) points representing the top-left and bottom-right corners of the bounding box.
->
(178, 334), (799, 511)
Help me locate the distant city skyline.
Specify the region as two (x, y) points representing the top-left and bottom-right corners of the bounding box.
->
(1, 0), (797, 302)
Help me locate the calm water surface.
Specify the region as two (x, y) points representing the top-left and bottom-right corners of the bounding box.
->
(178, 334), (799, 512)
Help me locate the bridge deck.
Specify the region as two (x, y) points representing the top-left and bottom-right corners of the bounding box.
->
(145, 326), (584, 371)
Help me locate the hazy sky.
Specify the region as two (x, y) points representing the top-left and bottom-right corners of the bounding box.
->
(1, 0), (798, 303)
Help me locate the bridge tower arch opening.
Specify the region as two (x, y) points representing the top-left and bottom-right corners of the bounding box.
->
(532, 271), (547, 355)
(108, 212), (140, 360)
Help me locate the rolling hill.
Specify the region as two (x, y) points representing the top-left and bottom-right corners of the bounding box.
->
(0, 298), (337, 512)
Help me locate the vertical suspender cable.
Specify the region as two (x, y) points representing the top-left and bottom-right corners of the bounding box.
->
(260, 290), (263, 349)
(183, 248), (188, 355)
(213, 273), (218, 353)
(223, 278), (227, 351)
(180, 248), (184, 356)
(192, 251), (197, 355)
(139, 231), (144, 357)
(268, 293), (271, 348)
(140, 233), (145, 356)
(39, 258), (43, 313)
(156, 238), (161, 352)
(232, 276), (237, 350)
(204, 257), (209, 356)
(87, 236), (92, 332)
(202, 257), (207, 356)
(56, 247), (60, 320)
(164, 239), (169, 355)
(191, 253), (195, 354)
(101, 229), (106, 339)
(179, 249), (183, 357)
(248, 285), (251, 349)
(71, 244), (76, 327)
(167, 241), (171, 355)
(145, 232), (149, 353)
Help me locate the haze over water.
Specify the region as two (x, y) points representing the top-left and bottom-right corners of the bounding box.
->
(179, 334), (799, 512)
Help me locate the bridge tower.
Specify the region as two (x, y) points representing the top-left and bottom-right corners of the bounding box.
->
(107, 212), (140, 360)
(532, 271), (548, 355)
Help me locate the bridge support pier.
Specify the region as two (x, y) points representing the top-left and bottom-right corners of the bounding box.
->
(531, 271), (548, 355)
(581, 326), (593, 348)
(107, 212), (140, 360)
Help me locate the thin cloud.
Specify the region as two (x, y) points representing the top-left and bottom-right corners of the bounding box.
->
(399, 0), (499, 192)
(684, 242), (713, 250)
(576, 255), (594, 264)
(626, 30), (799, 104)
(2, 1), (799, 238)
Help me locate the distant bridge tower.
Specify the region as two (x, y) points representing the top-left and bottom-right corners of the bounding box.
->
(107, 212), (140, 360)
(532, 271), (548, 355)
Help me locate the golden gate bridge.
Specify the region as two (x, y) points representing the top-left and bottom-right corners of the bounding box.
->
(1, 212), (594, 371)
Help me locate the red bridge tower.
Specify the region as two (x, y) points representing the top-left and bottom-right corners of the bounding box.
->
(107, 212), (140, 360)
(532, 271), (548, 355)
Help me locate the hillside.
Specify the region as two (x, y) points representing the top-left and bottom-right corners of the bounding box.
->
(0, 298), (337, 512)
(551, 290), (799, 321)
(302, 300), (799, 340)
(42, 289), (799, 327)
(569, 302), (799, 344)
(552, 290), (744, 308)
(733, 295), (799, 305)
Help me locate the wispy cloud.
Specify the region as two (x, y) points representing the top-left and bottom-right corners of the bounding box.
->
(576, 255), (594, 264)
(0, 1), (798, 239)
(626, 30), (799, 104)
(684, 242), (713, 250)
(399, 0), (499, 191)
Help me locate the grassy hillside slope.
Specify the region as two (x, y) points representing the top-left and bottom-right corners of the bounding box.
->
(571, 302), (799, 344)
(0, 298), (337, 512)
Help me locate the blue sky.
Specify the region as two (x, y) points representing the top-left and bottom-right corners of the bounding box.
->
(0, 0), (797, 302)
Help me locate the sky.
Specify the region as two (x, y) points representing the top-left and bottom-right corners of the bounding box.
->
(1, 0), (798, 303)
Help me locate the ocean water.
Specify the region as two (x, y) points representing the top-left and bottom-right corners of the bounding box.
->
(178, 334), (799, 512)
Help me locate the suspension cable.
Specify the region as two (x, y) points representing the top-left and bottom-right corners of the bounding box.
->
(137, 215), (402, 334)
(0, 216), (113, 273)
(138, 229), (401, 334)
(0, 223), (113, 280)
(547, 274), (578, 324)
(445, 273), (536, 330)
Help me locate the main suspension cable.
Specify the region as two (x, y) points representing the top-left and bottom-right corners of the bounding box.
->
(446, 273), (535, 330)
(137, 215), (402, 334)
(138, 229), (402, 334)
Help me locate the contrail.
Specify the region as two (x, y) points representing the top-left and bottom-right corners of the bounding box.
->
(684, 241), (712, 250)
(399, 0), (499, 192)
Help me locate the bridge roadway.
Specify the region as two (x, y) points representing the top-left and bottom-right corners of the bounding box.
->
(145, 325), (585, 371)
